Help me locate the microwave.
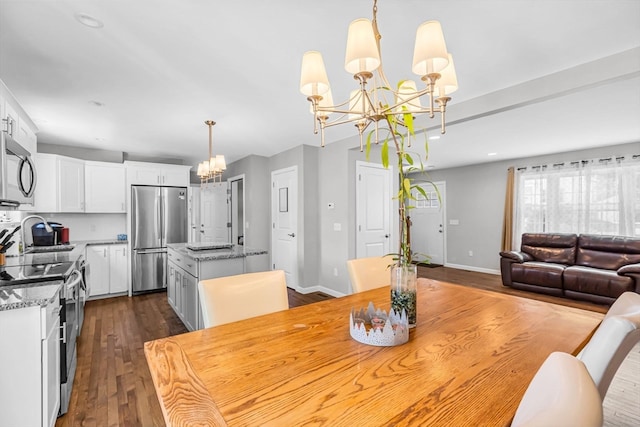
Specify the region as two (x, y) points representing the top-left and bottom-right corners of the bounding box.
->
(0, 130), (37, 208)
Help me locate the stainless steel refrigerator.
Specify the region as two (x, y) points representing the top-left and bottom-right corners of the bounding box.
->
(131, 185), (188, 293)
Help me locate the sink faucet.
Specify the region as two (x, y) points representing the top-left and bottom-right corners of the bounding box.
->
(20, 215), (52, 253)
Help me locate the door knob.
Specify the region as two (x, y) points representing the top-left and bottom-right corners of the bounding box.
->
(288, 233), (296, 237)
(384, 234), (390, 238)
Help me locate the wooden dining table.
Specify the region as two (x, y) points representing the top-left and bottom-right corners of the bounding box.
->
(144, 278), (604, 427)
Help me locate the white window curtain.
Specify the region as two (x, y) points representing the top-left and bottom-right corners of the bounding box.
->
(513, 155), (640, 248)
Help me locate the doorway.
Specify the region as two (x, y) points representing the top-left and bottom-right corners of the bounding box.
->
(355, 161), (392, 258)
(271, 166), (298, 287)
(228, 175), (245, 246)
(410, 181), (446, 266)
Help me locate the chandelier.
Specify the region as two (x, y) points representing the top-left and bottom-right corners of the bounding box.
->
(300, 0), (458, 150)
(197, 120), (226, 184)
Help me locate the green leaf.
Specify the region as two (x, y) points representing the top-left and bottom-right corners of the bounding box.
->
(381, 141), (389, 169)
(404, 152), (414, 165)
(404, 113), (414, 136)
(365, 131), (373, 160)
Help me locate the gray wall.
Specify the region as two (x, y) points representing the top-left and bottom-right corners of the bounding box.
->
(421, 141), (640, 273)
(224, 155), (270, 272)
(224, 138), (640, 295)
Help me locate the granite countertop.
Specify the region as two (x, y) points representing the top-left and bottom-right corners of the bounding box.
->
(0, 281), (61, 311)
(0, 239), (126, 311)
(167, 243), (268, 261)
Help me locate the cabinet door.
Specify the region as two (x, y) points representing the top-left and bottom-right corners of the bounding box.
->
(161, 167), (189, 187)
(58, 157), (85, 212)
(33, 154), (58, 212)
(42, 307), (61, 427)
(167, 262), (177, 310)
(3, 100), (19, 139)
(85, 163), (126, 212)
(109, 245), (128, 293)
(128, 166), (161, 185)
(87, 246), (110, 297)
(182, 272), (199, 331)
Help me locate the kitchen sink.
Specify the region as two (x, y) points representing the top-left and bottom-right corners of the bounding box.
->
(26, 245), (76, 253)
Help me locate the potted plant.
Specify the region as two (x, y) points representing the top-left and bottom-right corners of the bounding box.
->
(366, 97), (438, 328)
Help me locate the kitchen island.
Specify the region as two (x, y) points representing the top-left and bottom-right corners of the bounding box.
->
(166, 243), (268, 331)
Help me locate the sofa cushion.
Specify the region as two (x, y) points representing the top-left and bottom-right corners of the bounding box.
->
(575, 234), (640, 270)
(521, 233), (577, 264)
(563, 265), (635, 298)
(511, 262), (565, 289)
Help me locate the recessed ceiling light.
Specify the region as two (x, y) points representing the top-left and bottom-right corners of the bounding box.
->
(429, 135), (441, 140)
(488, 152), (497, 156)
(75, 13), (104, 29)
(426, 165), (436, 169)
(89, 100), (105, 107)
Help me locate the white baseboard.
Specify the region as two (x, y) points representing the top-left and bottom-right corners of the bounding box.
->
(443, 263), (501, 276)
(292, 285), (346, 298)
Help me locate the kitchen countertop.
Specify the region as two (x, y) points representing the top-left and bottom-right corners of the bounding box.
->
(167, 243), (268, 261)
(0, 239), (126, 311)
(0, 281), (62, 311)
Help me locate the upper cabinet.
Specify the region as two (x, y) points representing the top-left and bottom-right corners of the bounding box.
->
(34, 154), (85, 213)
(125, 161), (191, 187)
(85, 162), (125, 213)
(1, 79), (38, 156)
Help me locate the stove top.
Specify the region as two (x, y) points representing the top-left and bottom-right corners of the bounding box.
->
(0, 262), (75, 286)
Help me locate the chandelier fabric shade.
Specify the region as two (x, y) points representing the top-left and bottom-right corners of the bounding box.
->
(300, 0), (459, 149)
(344, 18), (381, 74)
(300, 51), (330, 97)
(411, 20), (449, 76)
(197, 120), (226, 184)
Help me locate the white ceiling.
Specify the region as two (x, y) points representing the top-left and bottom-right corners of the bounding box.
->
(1, 0), (639, 171)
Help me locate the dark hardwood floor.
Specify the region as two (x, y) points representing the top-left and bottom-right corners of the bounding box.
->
(56, 268), (636, 426)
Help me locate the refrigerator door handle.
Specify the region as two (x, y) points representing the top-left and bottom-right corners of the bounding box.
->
(135, 248), (166, 254)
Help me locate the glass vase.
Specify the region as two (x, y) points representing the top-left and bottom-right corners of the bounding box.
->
(390, 263), (417, 328)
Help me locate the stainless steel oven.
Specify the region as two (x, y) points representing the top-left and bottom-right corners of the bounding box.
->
(59, 259), (85, 416)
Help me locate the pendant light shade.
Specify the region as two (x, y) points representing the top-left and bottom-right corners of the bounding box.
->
(300, 51), (330, 97)
(344, 18), (381, 74)
(434, 53), (459, 96)
(395, 80), (422, 113)
(412, 20), (449, 76)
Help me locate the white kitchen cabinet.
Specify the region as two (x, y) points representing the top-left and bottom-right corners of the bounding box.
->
(34, 153), (85, 213)
(0, 287), (61, 427)
(58, 156), (85, 212)
(85, 161), (126, 212)
(86, 244), (129, 297)
(125, 161), (191, 187)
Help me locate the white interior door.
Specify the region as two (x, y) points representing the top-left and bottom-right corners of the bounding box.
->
(271, 166), (298, 288)
(200, 182), (229, 243)
(356, 161), (392, 258)
(410, 181), (445, 265)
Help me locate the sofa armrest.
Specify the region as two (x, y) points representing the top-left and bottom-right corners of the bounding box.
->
(618, 263), (640, 293)
(499, 251), (531, 263)
(618, 263), (640, 275)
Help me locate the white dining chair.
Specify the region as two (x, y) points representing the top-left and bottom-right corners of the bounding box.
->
(197, 270), (289, 328)
(577, 291), (640, 399)
(511, 352), (602, 427)
(346, 255), (395, 293)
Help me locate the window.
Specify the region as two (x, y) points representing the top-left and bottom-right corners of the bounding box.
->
(514, 158), (640, 243)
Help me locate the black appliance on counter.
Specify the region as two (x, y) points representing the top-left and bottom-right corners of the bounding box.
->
(32, 221), (64, 246)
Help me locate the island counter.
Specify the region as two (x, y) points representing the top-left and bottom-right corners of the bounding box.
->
(166, 243), (268, 331)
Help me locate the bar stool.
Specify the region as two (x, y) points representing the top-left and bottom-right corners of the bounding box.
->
(197, 270), (289, 328)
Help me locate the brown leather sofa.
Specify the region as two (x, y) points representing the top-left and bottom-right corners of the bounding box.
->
(500, 233), (640, 305)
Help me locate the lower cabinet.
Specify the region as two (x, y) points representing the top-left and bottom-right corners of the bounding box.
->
(167, 247), (244, 331)
(87, 244), (129, 297)
(0, 288), (61, 427)
(168, 259), (200, 331)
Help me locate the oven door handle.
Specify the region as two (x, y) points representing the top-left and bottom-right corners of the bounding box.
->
(66, 269), (86, 293)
